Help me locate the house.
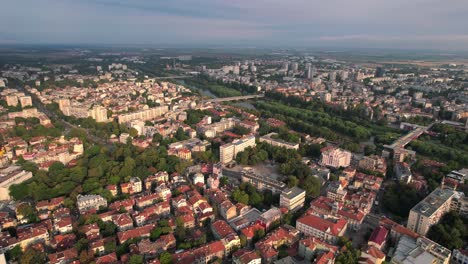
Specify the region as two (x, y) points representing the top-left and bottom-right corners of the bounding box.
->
(359, 245), (386, 264)
(219, 200), (238, 221)
(48, 248), (78, 264)
(211, 220), (236, 239)
(233, 249), (262, 264)
(135, 193), (160, 209)
(172, 240), (225, 264)
(76, 194), (107, 213)
(112, 214), (134, 231)
(368, 226), (388, 250)
(117, 224), (155, 244)
(54, 217), (73, 234)
(50, 233), (76, 251)
(108, 198), (135, 212)
(82, 223), (100, 241)
(298, 236), (338, 261)
(255, 225), (300, 263)
(96, 252), (118, 264)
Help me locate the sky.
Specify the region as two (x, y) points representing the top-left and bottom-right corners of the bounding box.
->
(2, 0), (468, 50)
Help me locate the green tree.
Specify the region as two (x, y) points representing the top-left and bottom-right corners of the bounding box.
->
(19, 248), (46, 264)
(159, 251), (173, 264)
(128, 255), (144, 264)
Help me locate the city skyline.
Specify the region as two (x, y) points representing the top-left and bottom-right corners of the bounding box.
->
(2, 0), (468, 51)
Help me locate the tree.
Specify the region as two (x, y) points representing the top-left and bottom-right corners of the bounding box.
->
(19, 248), (46, 264)
(6, 245), (22, 262)
(129, 255), (144, 264)
(16, 203), (38, 223)
(427, 212), (467, 250)
(129, 128), (139, 137)
(159, 251), (173, 264)
(287, 176), (299, 188)
(383, 183), (422, 219)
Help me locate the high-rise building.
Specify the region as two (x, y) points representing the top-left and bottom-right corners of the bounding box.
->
(88, 105), (109, 123)
(219, 135), (256, 164)
(6, 95), (18, 107)
(329, 72), (336, 82)
(407, 188), (456, 236)
(291, 62), (299, 72)
(19, 96), (32, 108)
(375, 67), (385, 78)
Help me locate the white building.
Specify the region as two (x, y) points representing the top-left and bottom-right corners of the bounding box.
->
(280, 187), (305, 211)
(219, 135), (256, 164)
(76, 194), (107, 213)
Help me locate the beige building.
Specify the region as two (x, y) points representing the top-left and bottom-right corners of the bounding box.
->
(279, 187), (305, 211)
(6, 95), (18, 106)
(77, 194), (107, 213)
(117, 106), (168, 124)
(407, 188), (456, 236)
(0, 168), (33, 200)
(19, 96), (32, 108)
(320, 146), (351, 168)
(88, 105), (109, 123)
(259, 132), (299, 150)
(219, 135), (256, 164)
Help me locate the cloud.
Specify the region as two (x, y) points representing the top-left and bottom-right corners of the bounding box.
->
(1, 0), (468, 50)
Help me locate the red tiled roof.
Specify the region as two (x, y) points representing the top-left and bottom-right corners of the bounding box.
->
(368, 226), (388, 246)
(297, 215), (347, 236)
(212, 220), (236, 239)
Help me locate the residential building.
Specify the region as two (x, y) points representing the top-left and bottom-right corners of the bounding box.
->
(452, 248), (468, 264)
(279, 187), (305, 212)
(298, 236), (337, 262)
(407, 188), (456, 236)
(259, 132), (299, 150)
(233, 250), (262, 264)
(320, 146), (351, 168)
(219, 135), (256, 164)
(76, 194), (107, 213)
(296, 215), (347, 244)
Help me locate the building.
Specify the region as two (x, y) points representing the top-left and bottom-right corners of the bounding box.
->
(117, 106), (169, 124)
(19, 96), (32, 108)
(326, 182), (347, 202)
(368, 226), (389, 250)
(241, 168), (286, 194)
(88, 105), (109, 123)
(407, 188), (456, 236)
(279, 187), (305, 211)
(358, 155), (387, 175)
(298, 236), (337, 262)
(233, 250), (262, 264)
(320, 146), (351, 168)
(259, 133), (299, 150)
(296, 215), (347, 244)
(219, 135), (256, 164)
(446, 169), (468, 184)
(452, 248), (468, 264)
(391, 235), (451, 264)
(394, 162), (412, 184)
(172, 240), (225, 264)
(76, 194), (107, 213)
(0, 168), (33, 200)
